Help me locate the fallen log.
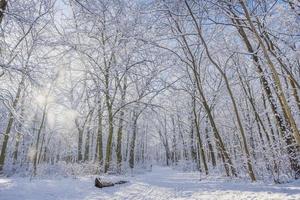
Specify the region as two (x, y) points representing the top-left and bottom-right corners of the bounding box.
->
(95, 178), (128, 188)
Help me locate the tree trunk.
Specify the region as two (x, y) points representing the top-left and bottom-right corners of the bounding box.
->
(77, 126), (83, 162)
(177, 116), (188, 161)
(104, 105), (114, 173)
(33, 104), (47, 176)
(171, 117), (178, 164)
(193, 96), (208, 174)
(96, 103), (103, 169)
(116, 76), (127, 172)
(84, 130), (90, 162)
(158, 122), (171, 166)
(37, 128), (46, 164)
(13, 94), (25, 165)
(129, 114), (138, 169)
(189, 116), (197, 164)
(104, 62), (114, 172)
(205, 118), (216, 167)
(0, 77), (24, 172)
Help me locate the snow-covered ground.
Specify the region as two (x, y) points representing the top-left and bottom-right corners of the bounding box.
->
(0, 166), (299, 200)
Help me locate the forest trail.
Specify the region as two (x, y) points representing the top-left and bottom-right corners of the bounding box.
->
(0, 166), (299, 200)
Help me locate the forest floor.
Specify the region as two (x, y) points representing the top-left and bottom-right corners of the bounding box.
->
(0, 166), (299, 200)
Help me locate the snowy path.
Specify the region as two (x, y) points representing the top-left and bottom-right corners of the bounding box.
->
(0, 166), (300, 200)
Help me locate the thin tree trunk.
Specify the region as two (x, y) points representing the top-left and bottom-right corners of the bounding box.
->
(84, 115), (93, 162)
(116, 76), (127, 172)
(177, 116), (188, 161)
(76, 125), (83, 162)
(205, 118), (216, 167)
(129, 113), (138, 169)
(76, 110), (92, 163)
(37, 128), (46, 164)
(33, 104), (47, 176)
(193, 98), (208, 174)
(96, 102), (103, 170)
(84, 130), (90, 162)
(0, 76), (24, 172)
(104, 60), (114, 172)
(171, 116), (178, 164)
(104, 105), (114, 172)
(13, 93), (26, 165)
(189, 116), (197, 164)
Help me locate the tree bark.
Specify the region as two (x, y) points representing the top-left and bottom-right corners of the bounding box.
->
(129, 113), (138, 169)
(116, 76), (127, 172)
(96, 102), (103, 170)
(193, 98), (209, 174)
(33, 103), (47, 176)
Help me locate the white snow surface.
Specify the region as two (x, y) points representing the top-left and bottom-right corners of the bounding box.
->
(0, 166), (299, 200)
